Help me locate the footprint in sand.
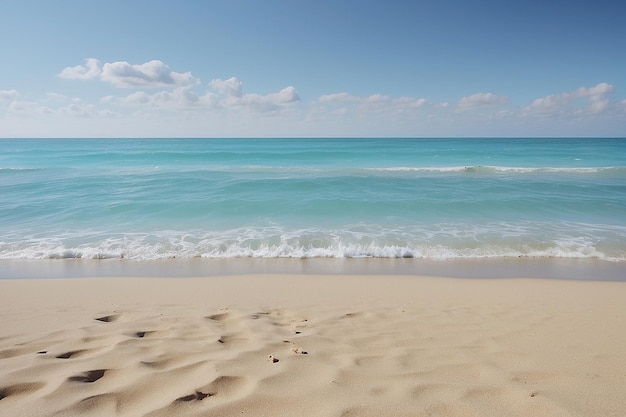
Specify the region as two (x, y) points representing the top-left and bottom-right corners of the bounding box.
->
(290, 345), (308, 355)
(217, 334), (250, 346)
(169, 375), (249, 407)
(283, 340), (308, 355)
(175, 391), (212, 402)
(206, 312), (232, 322)
(95, 314), (121, 323)
(68, 369), (107, 383)
(56, 349), (90, 359)
(125, 330), (157, 338)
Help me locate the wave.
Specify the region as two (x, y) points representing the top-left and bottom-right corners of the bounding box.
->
(7, 163), (622, 179)
(0, 167), (44, 172)
(366, 166), (626, 175)
(86, 164), (625, 180)
(1, 229), (623, 262)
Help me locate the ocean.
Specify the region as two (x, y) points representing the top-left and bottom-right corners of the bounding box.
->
(1, 138), (625, 265)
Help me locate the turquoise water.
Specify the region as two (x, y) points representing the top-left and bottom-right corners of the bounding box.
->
(1, 138), (625, 261)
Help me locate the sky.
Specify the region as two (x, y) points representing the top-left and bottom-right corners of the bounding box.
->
(1, 0), (625, 138)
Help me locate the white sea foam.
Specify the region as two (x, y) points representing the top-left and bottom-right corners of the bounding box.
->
(1, 224), (623, 261)
(0, 167), (43, 172)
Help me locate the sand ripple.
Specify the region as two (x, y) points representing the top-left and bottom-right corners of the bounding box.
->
(1, 276), (626, 416)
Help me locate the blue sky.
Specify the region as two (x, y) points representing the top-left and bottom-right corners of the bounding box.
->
(1, 0), (624, 137)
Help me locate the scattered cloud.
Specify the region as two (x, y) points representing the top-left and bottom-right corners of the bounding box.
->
(209, 77), (243, 97)
(58, 58), (102, 80)
(8, 100), (52, 115)
(114, 87), (211, 109)
(456, 92), (509, 112)
(6, 62), (626, 137)
(0, 89), (114, 119)
(316, 92), (426, 117)
(524, 82), (615, 118)
(59, 58), (198, 88)
(45, 92), (81, 103)
(101, 60), (198, 88)
(58, 103), (114, 118)
(393, 96), (427, 108)
(224, 87), (300, 112)
(208, 77), (300, 112)
(0, 89), (19, 103)
(318, 92), (360, 103)
(105, 77), (299, 114)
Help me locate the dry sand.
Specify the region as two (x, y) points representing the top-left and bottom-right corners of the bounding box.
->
(1, 274), (625, 417)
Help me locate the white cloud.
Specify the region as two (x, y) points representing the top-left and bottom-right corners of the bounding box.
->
(332, 107), (349, 116)
(11, 59), (625, 137)
(0, 89), (19, 102)
(58, 58), (102, 80)
(121, 91), (151, 105)
(579, 83), (614, 114)
(209, 77), (243, 97)
(317, 93), (425, 108)
(318, 92), (359, 103)
(457, 92), (508, 112)
(524, 82), (616, 117)
(271, 86), (300, 103)
(59, 58), (198, 89)
(227, 86), (299, 112)
(57, 60), (297, 113)
(106, 78), (298, 114)
(45, 92), (81, 103)
(354, 94), (392, 112)
(58, 103), (100, 117)
(393, 96), (427, 108)
(315, 92), (426, 116)
(10, 101), (113, 118)
(100, 60), (198, 88)
(209, 77), (300, 112)
(0, 90), (115, 119)
(118, 87), (208, 109)
(8, 100), (52, 115)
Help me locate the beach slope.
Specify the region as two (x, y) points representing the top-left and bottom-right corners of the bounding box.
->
(1, 275), (625, 417)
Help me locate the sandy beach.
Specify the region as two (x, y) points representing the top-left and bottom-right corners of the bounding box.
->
(1, 273), (625, 417)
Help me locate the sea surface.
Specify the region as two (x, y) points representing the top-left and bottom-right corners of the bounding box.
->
(1, 138), (625, 263)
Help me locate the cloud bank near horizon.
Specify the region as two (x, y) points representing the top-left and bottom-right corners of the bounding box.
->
(1, 58), (624, 137)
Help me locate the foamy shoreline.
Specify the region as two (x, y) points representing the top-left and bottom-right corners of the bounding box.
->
(1, 273), (625, 417)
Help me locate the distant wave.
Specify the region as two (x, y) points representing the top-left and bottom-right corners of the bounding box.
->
(0, 167), (43, 172)
(366, 166), (625, 175)
(97, 165), (626, 176)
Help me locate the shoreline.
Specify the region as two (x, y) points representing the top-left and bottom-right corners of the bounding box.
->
(1, 256), (624, 281)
